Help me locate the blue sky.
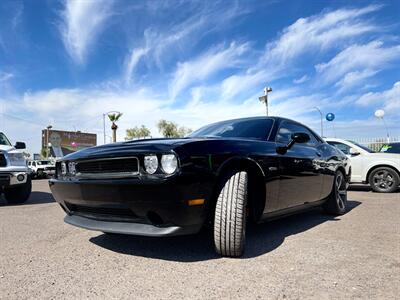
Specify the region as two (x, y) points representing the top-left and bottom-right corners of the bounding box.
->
(0, 0), (399, 153)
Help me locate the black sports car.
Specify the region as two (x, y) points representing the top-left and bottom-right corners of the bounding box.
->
(50, 117), (350, 257)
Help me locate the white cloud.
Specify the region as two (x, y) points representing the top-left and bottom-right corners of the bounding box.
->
(59, 0), (114, 64)
(293, 75), (309, 84)
(122, 1), (247, 79)
(170, 42), (250, 98)
(0, 71), (14, 82)
(123, 47), (149, 84)
(219, 5), (382, 99)
(315, 41), (400, 90)
(356, 81), (400, 112)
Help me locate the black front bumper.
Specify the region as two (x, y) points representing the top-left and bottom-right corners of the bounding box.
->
(49, 176), (210, 237)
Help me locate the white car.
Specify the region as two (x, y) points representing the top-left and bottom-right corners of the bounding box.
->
(325, 138), (400, 193)
(0, 132), (32, 204)
(28, 160), (55, 178)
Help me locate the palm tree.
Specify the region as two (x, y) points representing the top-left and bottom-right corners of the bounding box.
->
(108, 112), (123, 142)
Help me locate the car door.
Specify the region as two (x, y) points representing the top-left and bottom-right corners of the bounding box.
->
(275, 121), (324, 209)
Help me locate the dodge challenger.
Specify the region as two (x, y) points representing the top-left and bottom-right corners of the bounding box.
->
(50, 117), (350, 257)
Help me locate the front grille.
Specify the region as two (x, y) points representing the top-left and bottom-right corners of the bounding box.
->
(65, 202), (139, 222)
(75, 157), (139, 178)
(45, 166), (55, 171)
(0, 154), (7, 167)
(0, 173), (10, 185)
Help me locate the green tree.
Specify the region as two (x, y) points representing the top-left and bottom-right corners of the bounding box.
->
(108, 112), (123, 142)
(157, 119), (192, 138)
(125, 125), (151, 140)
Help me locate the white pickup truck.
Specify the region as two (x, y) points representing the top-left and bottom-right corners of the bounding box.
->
(0, 132), (32, 204)
(28, 160), (55, 178)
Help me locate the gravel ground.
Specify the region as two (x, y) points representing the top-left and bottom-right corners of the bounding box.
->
(0, 180), (399, 299)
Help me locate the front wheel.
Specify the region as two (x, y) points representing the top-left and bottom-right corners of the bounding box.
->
(368, 167), (399, 193)
(214, 171), (248, 257)
(4, 177), (32, 205)
(323, 170), (347, 215)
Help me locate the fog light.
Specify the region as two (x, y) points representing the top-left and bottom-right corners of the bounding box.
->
(61, 162), (67, 175)
(17, 174), (25, 182)
(68, 162), (76, 175)
(144, 155), (158, 174)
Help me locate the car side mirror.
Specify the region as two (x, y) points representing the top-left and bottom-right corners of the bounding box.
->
(14, 142), (26, 149)
(291, 132), (310, 144)
(276, 132), (310, 154)
(349, 148), (360, 156)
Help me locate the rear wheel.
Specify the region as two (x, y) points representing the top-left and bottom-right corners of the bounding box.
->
(214, 171), (248, 257)
(368, 167), (399, 193)
(323, 170), (347, 215)
(4, 177), (32, 205)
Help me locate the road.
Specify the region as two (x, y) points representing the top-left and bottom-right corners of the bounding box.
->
(1, 180), (399, 299)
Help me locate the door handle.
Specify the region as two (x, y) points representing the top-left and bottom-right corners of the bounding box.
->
(316, 151), (322, 157)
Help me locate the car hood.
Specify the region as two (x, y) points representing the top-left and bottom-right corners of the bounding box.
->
(0, 145), (14, 152)
(62, 137), (205, 160)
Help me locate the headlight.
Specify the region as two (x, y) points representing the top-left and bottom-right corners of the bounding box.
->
(7, 152), (26, 166)
(144, 155), (158, 174)
(68, 162), (76, 175)
(161, 154), (178, 174)
(61, 162), (67, 175)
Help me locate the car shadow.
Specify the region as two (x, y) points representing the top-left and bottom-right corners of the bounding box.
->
(348, 184), (372, 192)
(0, 191), (55, 206)
(89, 200), (361, 262)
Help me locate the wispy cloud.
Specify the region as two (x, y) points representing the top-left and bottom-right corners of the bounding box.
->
(356, 81), (400, 112)
(0, 71), (14, 82)
(123, 1), (249, 83)
(293, 75), (309, 84)
(315, 41), (400, 91)
(59, 0), (114, 65)
(123, 47), (149, 85)
(219, 4), (382, 99)
(170, 42), (250, 99)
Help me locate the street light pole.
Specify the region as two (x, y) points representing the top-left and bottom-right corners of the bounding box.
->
(314, 107), (323, 138)
(46, 125), (52, 158)
(259, 86), (272, 116)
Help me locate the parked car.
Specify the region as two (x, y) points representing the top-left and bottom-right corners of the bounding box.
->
(325, 138), (400, 193)
(50, 117), (350, 257)
(0, 132), (32, 204)
(380, 142), (400, 154)
(28, 160), (56, 178)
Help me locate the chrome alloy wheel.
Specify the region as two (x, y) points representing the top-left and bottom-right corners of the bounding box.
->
(335, 172), (347, 210)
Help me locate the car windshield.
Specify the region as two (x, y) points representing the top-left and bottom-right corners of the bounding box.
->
(347, 140), (375, 153)
(189, 118), (274, 140)
(0, 132), (12, 146)
(37, 161), (51, 165)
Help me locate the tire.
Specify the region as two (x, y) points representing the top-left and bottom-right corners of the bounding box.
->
(214, 171), (248, 257)
(368, 167), (399, 193)
(4, 176), (32, 205)
(323, 170), (347, 215)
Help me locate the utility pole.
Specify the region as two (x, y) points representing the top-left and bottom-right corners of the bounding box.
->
(259, 87), (272, 116)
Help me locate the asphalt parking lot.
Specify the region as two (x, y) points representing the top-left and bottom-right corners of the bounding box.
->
(0, 180), (399, 299)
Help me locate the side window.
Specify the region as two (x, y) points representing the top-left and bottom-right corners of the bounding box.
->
(33, 162), (36, 167)
(328, 142), (351, 155)
(276, 121), (318, 146)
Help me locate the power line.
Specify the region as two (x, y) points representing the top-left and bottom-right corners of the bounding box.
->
(0, 112), (47, 128)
